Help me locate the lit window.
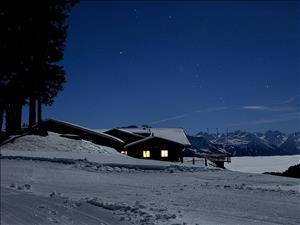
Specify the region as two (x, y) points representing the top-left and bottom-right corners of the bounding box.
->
(161, 150), (168, 157)
(121, 151), (127, 155)
(143, 150), (150, 158)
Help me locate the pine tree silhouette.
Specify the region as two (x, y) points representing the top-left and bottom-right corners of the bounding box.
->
(0, 1), (78, 134)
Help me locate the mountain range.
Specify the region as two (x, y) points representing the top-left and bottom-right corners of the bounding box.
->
(187, 130), (300, 156)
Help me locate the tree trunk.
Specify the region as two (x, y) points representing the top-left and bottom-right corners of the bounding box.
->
(37, 95), (42, 127)
(5, 103), (22, 133)
(29, 95), (36, 127)
(0, 105), (3, 133)
(5, 104), (14, 133)
(14, 103), (22, 131)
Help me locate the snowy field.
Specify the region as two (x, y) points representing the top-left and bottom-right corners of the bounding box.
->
(1, 132), (300, 225)
(226, 155), (300, 173)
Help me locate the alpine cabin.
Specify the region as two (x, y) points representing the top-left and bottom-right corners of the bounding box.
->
(42, 119), (191, 162)
(103, 127), (191, 161)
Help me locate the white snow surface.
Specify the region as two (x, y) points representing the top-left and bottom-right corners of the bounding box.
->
(226, 155), (300, 173)
(1, 132), (300, 225)
(139, 128), (191, 146)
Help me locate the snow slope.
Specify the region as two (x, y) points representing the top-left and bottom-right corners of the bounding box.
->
(1, 159), (299, 225)
(1, 132), (119, 154)
(1, 132), (300, 225)
(1, 187), (129, 225)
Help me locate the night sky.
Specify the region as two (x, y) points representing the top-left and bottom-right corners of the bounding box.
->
(42, 1), (299, 135)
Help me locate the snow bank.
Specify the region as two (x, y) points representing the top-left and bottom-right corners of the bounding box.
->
(86, 198), (177, 225)
(1, 132), (118, 154)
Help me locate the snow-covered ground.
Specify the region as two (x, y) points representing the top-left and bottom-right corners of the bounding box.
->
(226, 155), (300, 173)
(1, 132), (300, 225)
(1, 186), (128, 225)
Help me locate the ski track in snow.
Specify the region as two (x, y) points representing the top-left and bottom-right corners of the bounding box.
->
(1, 186), (129, 225)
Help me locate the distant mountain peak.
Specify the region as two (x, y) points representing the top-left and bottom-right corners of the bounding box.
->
(188, 130), (300, 156)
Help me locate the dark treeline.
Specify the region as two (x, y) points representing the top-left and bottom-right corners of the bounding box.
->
(0, 1), (78, 134)
(264, 164), (300, 179)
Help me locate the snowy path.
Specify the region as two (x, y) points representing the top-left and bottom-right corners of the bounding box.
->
(1, 159), (300, 225)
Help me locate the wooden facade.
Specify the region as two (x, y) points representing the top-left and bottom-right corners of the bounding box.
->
(124, 136), (185, 161)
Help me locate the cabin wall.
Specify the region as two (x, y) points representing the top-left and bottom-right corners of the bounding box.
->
(124, 140), (183, 161)
(125, 148), (181, 161)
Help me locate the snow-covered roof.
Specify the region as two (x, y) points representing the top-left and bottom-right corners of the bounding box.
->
(124, 136), (156, 148)
(121, 128), (191, 146)
(105, 128), (146, 138)
(44, 119), (124, 144)
(95, 127), (191, 146)
(152, 128), (191, 146)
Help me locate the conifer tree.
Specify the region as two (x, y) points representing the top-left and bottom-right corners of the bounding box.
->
(0, 1), (78, 133)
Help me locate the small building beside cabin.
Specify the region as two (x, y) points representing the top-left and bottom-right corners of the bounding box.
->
(42, 119), (124, 149)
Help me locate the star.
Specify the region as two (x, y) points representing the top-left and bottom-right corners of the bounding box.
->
(133, 9), (139, 20)
(265, 84), (271, 89)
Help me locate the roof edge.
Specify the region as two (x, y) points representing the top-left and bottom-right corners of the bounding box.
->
(43, 118), (125, 144)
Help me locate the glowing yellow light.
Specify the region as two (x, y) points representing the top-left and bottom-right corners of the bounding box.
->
(143, 150), (150, 158)
(161, 150), (168, 157)
(121, 151), (127, 155)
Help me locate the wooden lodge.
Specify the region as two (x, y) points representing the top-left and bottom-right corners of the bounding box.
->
(42, 119), (192, 162)
(103, 127), (192, 161)
(42, 119), (230, 166)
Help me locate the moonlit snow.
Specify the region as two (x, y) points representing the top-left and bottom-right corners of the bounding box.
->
(1, 132), (300, 225)
(226, 155), (300, 173)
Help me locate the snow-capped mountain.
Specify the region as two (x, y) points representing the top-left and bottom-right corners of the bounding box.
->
(188, 130), (300, 156)
(194, 131), (218, 141)
(259, 130), (287, 147)
(187, 135), (227, 155)
(280, 132), (300, 155)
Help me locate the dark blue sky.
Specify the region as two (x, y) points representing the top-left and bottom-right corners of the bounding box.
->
(42, 1), (299, 134)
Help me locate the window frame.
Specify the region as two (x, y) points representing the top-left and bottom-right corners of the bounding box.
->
(161, 149), (168, 158)
(143, 150), (150, 158)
